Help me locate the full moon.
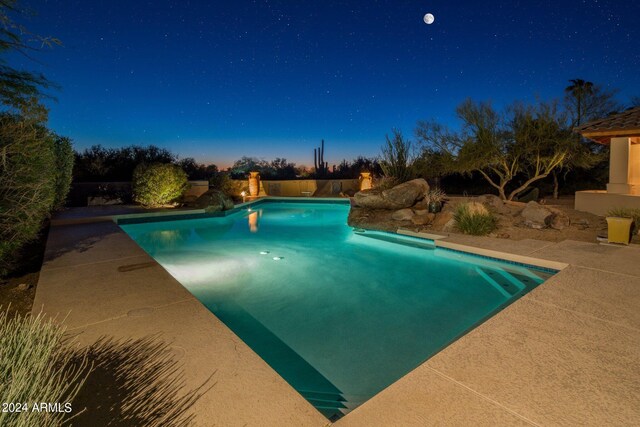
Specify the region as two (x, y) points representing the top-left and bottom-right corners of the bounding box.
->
(423, 13), (435, 25)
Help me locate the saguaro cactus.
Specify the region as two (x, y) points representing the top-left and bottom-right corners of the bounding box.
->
(313, 139), (328, 176)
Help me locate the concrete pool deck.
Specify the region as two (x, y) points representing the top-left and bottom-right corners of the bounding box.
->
(34, 206), (640, 426)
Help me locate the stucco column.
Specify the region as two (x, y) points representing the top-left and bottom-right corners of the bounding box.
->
(629, 138), (640, 195)
(607, 137), (639, 194)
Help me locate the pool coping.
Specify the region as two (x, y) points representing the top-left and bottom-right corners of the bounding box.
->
(109, 198), (566, 272)
(397, 228), (569, 272)
(35, 198), (640, 425)
(52, 197), (351, 226)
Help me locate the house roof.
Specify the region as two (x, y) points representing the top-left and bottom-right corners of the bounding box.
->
(574, 106), (640, 144)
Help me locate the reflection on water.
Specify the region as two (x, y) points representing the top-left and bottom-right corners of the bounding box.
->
(194, 219), (234, 241)
(136, 228), (192, 250)
(248, 211), (259, 233)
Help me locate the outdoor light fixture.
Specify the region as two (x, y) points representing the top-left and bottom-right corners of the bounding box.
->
(240, 191), (247, 203)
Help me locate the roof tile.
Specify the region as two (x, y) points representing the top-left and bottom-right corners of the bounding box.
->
(575, 106), (640, 138)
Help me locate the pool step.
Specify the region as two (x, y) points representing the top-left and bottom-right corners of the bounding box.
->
(352, 230), (436, 250)
(209, 301), (349, 421)
(300, 390), (348, 420)
(475, 267), (526, 298)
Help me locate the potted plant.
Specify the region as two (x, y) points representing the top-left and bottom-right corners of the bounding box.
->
(606, 208), (640, 245)
(426, 187), (446, 213)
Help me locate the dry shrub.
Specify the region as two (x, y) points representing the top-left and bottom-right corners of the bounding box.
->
(0, 309), (89, 427)
(453, 202), (497, 235)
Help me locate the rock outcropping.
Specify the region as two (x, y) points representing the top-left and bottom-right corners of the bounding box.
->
(521, 201), (570, 230)
(353, 178), (429, 209)
(193, 189), (234, 212)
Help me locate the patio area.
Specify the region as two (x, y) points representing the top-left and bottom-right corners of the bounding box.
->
(33, 207), (640, 426)
(575, 106), (640, 215)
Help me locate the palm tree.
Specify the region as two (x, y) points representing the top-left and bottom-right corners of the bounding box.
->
(564, 79), (594, 126)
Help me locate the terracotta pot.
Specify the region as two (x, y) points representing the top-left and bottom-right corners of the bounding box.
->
(359, 172), (372, 191)
(248, 172), (260, 197)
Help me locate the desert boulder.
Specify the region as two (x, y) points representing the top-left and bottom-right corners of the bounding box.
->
(354, 178), (429, 209)
(193, 189), (234, 212)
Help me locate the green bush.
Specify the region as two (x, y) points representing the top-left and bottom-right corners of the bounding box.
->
(0, 310), (89, 427)
(607, 207), (640, 235)
(52, 135), (74, 210)
(209, 171), (235, 196)
(0, 113), (56, 276)
(132, 163), (188, 208)
(453, 202), (498, 235)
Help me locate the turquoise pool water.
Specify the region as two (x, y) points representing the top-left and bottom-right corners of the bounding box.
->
(120, 200), (554, 420)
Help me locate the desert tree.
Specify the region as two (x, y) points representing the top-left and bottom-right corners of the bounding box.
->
(416, 99), (574, 201)
(0, 0), (60, 110)
(414, 120), (457, 185)
(509, 102), (579, 200)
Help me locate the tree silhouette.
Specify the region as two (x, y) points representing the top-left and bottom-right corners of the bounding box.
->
(0, 1), (61, 110)
(564, 78), (620, 127)
(564, 79), (594, 126)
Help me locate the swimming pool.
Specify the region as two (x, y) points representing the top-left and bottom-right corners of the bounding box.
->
(120, 200), (555, 420)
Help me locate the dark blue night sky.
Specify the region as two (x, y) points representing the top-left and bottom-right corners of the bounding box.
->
(14, 0), (640, 167)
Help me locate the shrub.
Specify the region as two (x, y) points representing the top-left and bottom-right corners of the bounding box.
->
(0, 310), (89, 427)
(52, 135), (74, 210)
(453, 202), (498, 235)
(132, 163), (188, 207)
(0, 113), (56, 276)
(380, 128), (415, 183)
(372, 175), (399, 190)
(426, 187), (447, 203)
(209, 171), (235, 196)
(607, 207), (640, 235)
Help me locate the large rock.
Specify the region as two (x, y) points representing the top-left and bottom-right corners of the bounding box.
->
(521, 201), (552, 226)
(520, 201), (570, 230)
(392, 208), (415, 221)
(354, 179), (429, 209)
(353, 190), (384, 209)
(346, 207), (400, 232)
(504, 200), (526, 217)
(412, 213), (435, 225)
(548, 207), (571, 230)
(432, 211), (454, 228)
(478, 194), (509, 214)
(382, 178), (429, 207)
(412, 200), (430, 211)
(193, 189), (234, 212)
(442, 218), (456, 232)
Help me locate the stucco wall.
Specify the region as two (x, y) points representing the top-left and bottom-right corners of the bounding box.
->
(575, 190), (640, 216)
(230, 179), (359, 197)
